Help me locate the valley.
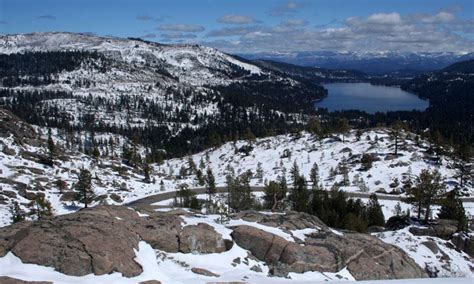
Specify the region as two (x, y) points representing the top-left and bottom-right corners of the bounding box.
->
(0, 31), (473, 283)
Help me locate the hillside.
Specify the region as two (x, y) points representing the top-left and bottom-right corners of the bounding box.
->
(442, 59), (474, 74)
(252, 59), (366, 83)
(401, 59), (474, 144)
(240, 51), (474, 74)
(1, 108), (472, 225)
(0, 32), (325, 157)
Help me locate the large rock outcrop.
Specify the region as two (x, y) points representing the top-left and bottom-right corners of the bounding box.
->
(0, 206), (427, 281)
(0, 206), (230, 277)
(230, 211), (427, 280)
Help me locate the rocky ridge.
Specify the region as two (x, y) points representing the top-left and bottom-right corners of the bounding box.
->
(0, 206), (427, 281)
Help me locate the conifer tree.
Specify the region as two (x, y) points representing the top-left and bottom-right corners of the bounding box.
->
(263, 180), (287, 211)
(309, 162), (320, 190)
(205, 167), (216, 200)
(335, 117), (350, 143)
(74, 168), (95, 208)
(290, 160), (300, 186)
(366, 194), (385, 227)
(438, 188), (468, 232)
(390, 120), (404, 155)
(28, 195), (53, 220)
(9, 201), (25, 224)
(47, 129), (56, 158)
(403, 169), (445, 222)
(256, 162), (264, 183)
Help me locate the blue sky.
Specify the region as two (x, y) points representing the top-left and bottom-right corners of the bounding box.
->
(1, 0), (473, 53)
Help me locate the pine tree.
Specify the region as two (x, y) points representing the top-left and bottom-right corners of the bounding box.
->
(205, 167), (216, 200)
(74, 168), (95, 208)
(390, 120), (404, 155)
(306, 117), (322, 137)
(289, 175), (309, 212)
(143, 163), (151, 183)
(199, 157), (206, 170)
(335, 118), (350, 143)
(256, 162), (264, 183)
(9, 201), (25, 223)
(196, 169), (205, 186)
(340, 161), (350, 186)
(394, 202), (402, 216)
(403, 169), (445, 222)
(160, 180), (166, 191)
(438, 189), (468, 232)
(366, 194), (385, 227)
(27, 195), (53, 220)
(263, 180), (287, 211)
(179, 165), (187, 178)
(47, 129), (56, 158)
(92, 146), (100, 160)
(187, 156), (197, 175)
(228, 171), (254, 212)
(290, 160), (300, 186)
(309, 162), (320, 190)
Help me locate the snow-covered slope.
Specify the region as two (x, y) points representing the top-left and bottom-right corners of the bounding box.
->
(1, 107), (472, 227)
(0, 32), (263, 86)
(0, 32), (321, 152)
(163, 129), (473, 197)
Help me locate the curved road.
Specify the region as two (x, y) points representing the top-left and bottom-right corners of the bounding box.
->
(127, 186), (474, 208)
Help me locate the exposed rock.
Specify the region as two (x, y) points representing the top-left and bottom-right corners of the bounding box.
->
(0, 206), (198, 277)
(17, 187), (38, 200)
(59, 191), (77, 202)
(109, 193), (123, 203)
(230, 212), (426, 281)
(0, 190), (17, 198)
(130, 213), (182, 253)
(409, 220), (458, 240)
(452, 234), (474, 258)
(0, 207), (427, 281)
(0, 109), (37, 144)
(138, 281), (161, 284)
(421, 241), (439, 254)
(191, 267), (220, 277)
(385, 215), (412, 230)
(232, 210), (327, 231)
(250, 265), (263, 272)
(180, 223), (228, 254)
(1, 206), (143, 277)
(3, 146), (16, 156)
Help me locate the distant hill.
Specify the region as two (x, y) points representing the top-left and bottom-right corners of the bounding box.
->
(251, 59), (366, 83)
(240, 51), (474, 75)
(442, 59), (474, 73)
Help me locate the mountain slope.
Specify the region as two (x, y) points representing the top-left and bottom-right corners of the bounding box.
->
(240, 51), (474, 74)
(0, 32), (324, 157)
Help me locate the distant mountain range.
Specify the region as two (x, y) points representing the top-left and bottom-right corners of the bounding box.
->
(240, 51), (474, 74)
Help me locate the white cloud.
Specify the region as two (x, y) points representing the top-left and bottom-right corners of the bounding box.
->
(282, 19), (308, 27)
(421, 12), (455, 23)
(217, 14), (256, 25)
(158, 24), (204, 33)
(203, 9), (474, 54)
(367, 12), (402, 25)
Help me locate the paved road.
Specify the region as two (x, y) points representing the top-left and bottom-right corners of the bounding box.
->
(127, 186), (474, 207)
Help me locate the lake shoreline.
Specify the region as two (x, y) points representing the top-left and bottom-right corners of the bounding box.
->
(315, 82), (429, 114)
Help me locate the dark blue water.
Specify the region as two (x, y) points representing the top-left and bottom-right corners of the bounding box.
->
(315, 83), (428, 114)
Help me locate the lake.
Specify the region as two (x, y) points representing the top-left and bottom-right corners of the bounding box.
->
(315, 83), (429, 113)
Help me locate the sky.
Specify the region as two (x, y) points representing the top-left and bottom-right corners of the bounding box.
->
(0, 0), (473, 54)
